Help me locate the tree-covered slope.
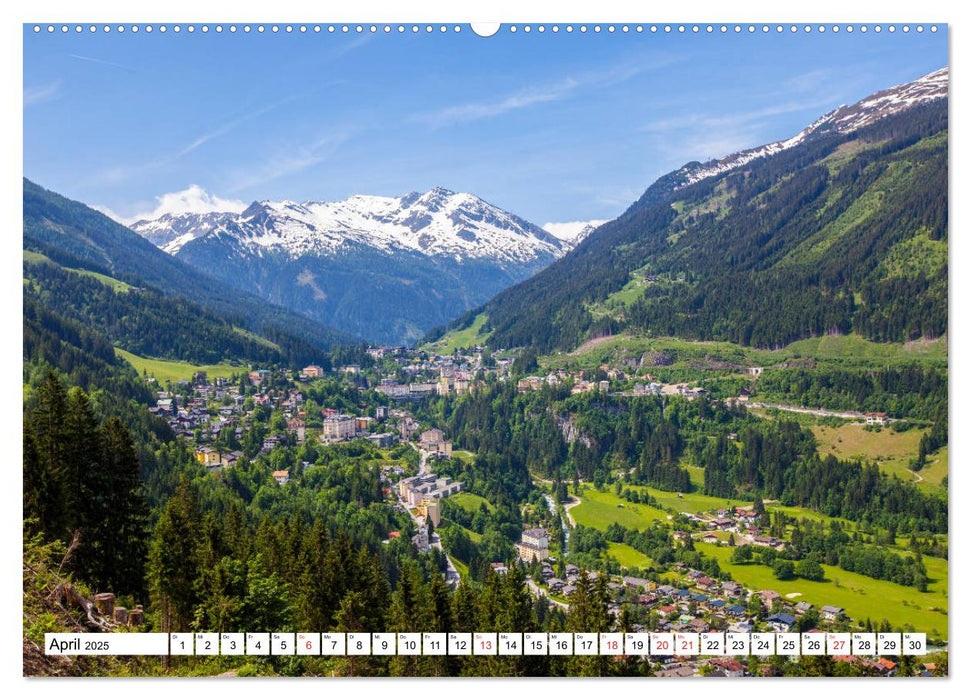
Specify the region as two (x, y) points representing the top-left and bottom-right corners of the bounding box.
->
(24, 253), (334, 368)
(23, 179), (358, 351)
(439, 99), (946, 353)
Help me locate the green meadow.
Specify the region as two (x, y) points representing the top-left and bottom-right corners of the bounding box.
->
(423, 312), (490, 354)
(697, 542), (948, 635)
(448, 492), (494, 513)
(569, 488), (671, 530)
(542, 332), (946, 374)
(115, 348), (241, 384)
(812, 422), (946, 493)
(24, 249), (133, 292)
(607, 542), (656, 570)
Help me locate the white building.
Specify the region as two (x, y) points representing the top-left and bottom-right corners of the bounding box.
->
(321, 414), (356, 441)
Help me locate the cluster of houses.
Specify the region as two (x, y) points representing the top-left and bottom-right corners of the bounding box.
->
(685, 506), (790, 549)
(518, 545), (852, 634)
(151, 368), (417, 478)
(541, 563), (589, 597)
(150, 375), (254, 440)
(526, 554), (910, 677)
(623, 382), (707, 400)
(514, 368), (709, 402)
(362, 346), (511, 400)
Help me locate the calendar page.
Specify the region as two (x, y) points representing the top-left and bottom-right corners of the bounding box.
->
(19, 1), (950, 683)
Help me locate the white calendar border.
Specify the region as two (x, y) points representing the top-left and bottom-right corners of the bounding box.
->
(7, 1), (963, 699)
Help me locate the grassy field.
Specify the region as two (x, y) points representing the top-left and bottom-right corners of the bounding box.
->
(231, 326), (281, 353)
(451, 557), (469, 580)
(573, 486), (948, 631)
(812, 423), (928, 461)
(607, 542), (655, 570)
(915, 445), (948, 490)
(685, 465), (706, 490)
(641, 486), (747, 515)
(448, 492), (494, 513)
(24, 249), (133, 292)
(441, 519), (483, 545)
(812, 423), (947, 493)
(572, 485), (927, 551)
(781, 334), (947, 365)
(423, 313), (490, 354)
(697, 542), (948, 635)
(115, 348), (242, 384)
(570, 488), (671, 530)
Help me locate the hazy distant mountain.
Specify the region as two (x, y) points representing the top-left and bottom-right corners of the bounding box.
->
(543, 220), (609, 246)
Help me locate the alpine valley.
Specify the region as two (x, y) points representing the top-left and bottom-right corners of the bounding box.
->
(130, 187), (582, 345)
(23, 62), (950, 680)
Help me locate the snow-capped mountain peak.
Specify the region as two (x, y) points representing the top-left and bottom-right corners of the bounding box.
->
(132, 187), (568, 263)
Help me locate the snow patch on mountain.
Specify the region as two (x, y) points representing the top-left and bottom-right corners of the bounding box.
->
(676, 67), (948, 190)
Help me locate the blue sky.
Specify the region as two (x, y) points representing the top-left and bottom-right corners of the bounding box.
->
(23, 24), (947, 225)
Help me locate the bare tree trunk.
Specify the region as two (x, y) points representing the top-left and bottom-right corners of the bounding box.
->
(52, 582), (113, 631)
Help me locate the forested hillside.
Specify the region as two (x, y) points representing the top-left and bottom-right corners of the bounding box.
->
(24, 179), (357, 351)
(434, 100), (946, 353)
(24, 254), (326, 368)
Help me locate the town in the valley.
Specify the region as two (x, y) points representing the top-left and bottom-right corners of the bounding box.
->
(137, 342), (939, 677)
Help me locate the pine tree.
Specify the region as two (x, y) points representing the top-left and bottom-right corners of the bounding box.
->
(451, 581), (478, 633)
(148, 476), (202, 632)
(98, 416), (150, 595)
(23, 428), (42, 535)
(27, 371), (70, 538)
(63, 387), (102, 545)
(295, 520), (335, 631)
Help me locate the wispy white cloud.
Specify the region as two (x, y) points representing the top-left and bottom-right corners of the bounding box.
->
(416, 54), (681, 128)
(83, 103), (286, 188)
(640, 96), (839, 135)
(227, 128), (357, 193)
(176, 103), (280, 158)
(420, 78), (579, 127)
(328, 34), (372, 61)
(24, 81), (61, 106)
(95, 185), (246, 225)
(783, 68), (837, 94)
(637, 90), (848, 167)
(89, 204), (127, 222)
(70, 54), (136, 72)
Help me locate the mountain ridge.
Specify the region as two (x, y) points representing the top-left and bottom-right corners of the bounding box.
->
(627, 67), (948, 213)
(129, 186), (573, 345)
(132, 186), (567, 264)
(426, 67), (948, 353)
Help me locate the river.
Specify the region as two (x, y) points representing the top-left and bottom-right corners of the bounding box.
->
(543, 493), (570, 557)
